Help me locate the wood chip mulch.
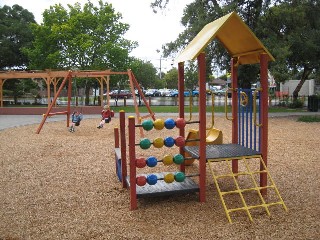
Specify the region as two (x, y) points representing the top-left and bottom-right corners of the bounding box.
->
(0, 115), (319, 240)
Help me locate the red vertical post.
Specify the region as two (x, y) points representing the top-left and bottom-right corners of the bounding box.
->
(197, 52), (207, 203)
(231, 58), (239, 174)
(260, 54), (269, 195)
(178, 62), (186, 173)
(119, 111), (127, 188)
(114, 127), (119, 148)
(178, 62), (185, 119)
(128, 116), (137, 210)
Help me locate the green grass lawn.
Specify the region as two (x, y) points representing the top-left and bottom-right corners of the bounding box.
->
(297, 115), (320, 122)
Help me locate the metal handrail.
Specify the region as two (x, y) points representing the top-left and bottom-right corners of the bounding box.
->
(206, 90), (215, 130)
(225, 88), (233, 121)
(187, 90), (192, 122)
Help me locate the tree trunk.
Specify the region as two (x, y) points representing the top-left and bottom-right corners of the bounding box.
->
(292, 66), (312, 101)
(85, 84), (90, 106)
(76, 88), (79, 106)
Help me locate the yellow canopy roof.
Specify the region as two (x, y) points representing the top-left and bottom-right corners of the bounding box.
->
(175, 12), (274, 65)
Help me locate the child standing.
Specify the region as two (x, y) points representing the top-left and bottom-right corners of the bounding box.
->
(69, 111), (83, 132)
(97, 105), (111, 129)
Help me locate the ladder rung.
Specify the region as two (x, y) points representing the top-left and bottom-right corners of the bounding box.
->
(220, 185), (275, 195)
(214, 170), (268, 179)
(226, 201), (283, 213)
(251, 170), (268, 174)
(265, 201), (285, 207)
(208, 154), (287, 223)
(227, 207), (248, 213)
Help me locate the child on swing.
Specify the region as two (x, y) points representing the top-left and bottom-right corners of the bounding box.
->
(97, 105), (111, 129)
(69, 110), (83, 133)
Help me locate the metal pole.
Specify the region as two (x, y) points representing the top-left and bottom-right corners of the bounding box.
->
(159, 56), (162, 79)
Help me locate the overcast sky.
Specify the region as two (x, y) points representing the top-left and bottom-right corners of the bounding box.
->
(1, 0), (193, 72)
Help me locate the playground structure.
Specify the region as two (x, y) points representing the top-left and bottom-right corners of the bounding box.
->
(114, 12), (287, 223)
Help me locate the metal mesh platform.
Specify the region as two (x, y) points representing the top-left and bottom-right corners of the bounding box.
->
(126, 173), (199, 198)
(184, 144), (261, 161)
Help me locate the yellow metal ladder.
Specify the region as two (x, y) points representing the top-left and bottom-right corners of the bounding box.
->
(208, 155), (288, 223)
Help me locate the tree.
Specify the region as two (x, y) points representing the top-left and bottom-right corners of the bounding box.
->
(153, 0), (272, 87)
(0, 4), (36, 70)
(257, 0), (320, 100)
(185, 61), (199, 90)
(154, 0), (320, 97)
(3, 79), (39, 104)
(163, 68), (178, 89)
(23, 0), (137, 104)
(0, 4), (37, 103)
(128, 58), (158, 89)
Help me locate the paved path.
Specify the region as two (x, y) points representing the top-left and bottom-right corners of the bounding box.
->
(0, 111), (319, 131)
(0, 114), (101, 131)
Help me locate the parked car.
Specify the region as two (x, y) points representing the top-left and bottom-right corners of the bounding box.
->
(145, 89), (161, 97)
(212, 88), (232, 98)
(184, 90), (199, 97)
(168, 90), (200, 97)
(213, 88), (228, 96)
(158, 89), (167, 96)
(162, 89), (173, 97)
(168, 90), (179, 97)
(109, 89), (132, 99)
(206, 86), (220, 95)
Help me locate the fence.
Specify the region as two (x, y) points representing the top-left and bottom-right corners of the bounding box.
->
(1, 95), (311, 108)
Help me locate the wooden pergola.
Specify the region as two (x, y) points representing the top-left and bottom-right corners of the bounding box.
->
(0, 69), (154, 134)
(0, 69), (122, 108)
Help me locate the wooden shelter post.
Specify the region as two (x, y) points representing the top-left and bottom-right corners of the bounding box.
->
(0, 79), (5, 107)
(106, 75), (110, 106)
(67, 73), (72, 126)
(99, 77), (104, 107)
(46, 77), (51, 107)
(52, 77), (62, 107)
(101, 76), (107, 106)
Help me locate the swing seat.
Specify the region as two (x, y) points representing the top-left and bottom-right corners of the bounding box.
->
(184, 128), (223, 165)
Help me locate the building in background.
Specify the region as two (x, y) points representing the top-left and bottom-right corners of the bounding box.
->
(280, 79), (315, 96)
